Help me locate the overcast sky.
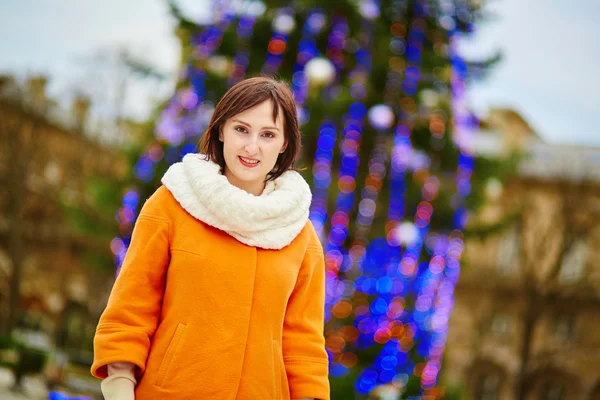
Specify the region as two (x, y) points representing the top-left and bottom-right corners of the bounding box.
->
(1, 0), (598, 145)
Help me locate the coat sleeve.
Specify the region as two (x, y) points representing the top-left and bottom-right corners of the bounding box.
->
(91, 195), (171, 379)
(282, 234), (330, 400)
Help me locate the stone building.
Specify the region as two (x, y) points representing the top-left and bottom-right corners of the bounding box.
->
(0, 75), (127, 351)
(444, 109), (600, 399)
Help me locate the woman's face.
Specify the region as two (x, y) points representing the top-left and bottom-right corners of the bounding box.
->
(219, 100), (287, 196)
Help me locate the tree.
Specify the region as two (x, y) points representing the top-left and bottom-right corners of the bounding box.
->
(106, 0), (511, 397)
(68, 47), (171, 146)
(0, 76), (52, 334)
(0, 62), (152, 332)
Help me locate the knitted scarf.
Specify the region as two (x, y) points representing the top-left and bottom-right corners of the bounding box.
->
(161, 153), (312, 250)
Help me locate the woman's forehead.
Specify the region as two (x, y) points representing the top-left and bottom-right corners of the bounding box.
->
(230, 99), (284, 126)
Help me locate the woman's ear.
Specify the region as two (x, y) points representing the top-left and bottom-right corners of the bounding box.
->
(218, 127), (224, 142)
(280, 141), (287, 154)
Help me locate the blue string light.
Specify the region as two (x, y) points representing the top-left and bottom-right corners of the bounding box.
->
(228, 14), (257, 87)
(354, 0), (438, 394)
(309, 15), (349, 244)
(291, 9), (325, 124)
(310, 121), (337, 241)
(325, 12), (377, 314)
(351, 131), (389, 272)
(262, 9), (294, 75)
(418, 18), (477, 390)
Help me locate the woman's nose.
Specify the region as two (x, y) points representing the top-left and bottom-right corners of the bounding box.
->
(244, 135), (259, 155)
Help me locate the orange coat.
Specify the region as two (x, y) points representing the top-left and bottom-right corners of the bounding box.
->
(91, 186), (330, 399)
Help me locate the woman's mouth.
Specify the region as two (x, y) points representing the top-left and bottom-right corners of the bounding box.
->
(239, 156), (260, 168)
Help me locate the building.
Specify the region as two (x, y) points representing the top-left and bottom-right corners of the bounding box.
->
(444, 109), (600, 399)
(0, 75), (127, 351)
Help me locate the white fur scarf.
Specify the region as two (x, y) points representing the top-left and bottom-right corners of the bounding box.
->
(161, 153), (312, 250)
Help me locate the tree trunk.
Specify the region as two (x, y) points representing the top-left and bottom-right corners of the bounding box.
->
(6, 210), (24, 334)
(515, 292), (538, 400)
(2, 121), (29, 335)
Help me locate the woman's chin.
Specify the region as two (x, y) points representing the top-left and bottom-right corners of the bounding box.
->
(229, 169), (267, 189)
(233, 167), (263, 180)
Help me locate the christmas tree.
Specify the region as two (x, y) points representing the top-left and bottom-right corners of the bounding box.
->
(110, 0), (510, 397)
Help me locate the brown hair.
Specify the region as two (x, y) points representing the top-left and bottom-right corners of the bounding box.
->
(198, 76), (301, 181)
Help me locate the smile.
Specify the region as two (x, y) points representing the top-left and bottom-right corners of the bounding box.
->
(239, 156), (260, 167)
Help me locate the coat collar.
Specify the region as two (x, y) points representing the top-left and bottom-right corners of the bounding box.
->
(161, 153), (312, 249)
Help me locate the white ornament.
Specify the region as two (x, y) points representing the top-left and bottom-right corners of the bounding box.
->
(420, 89), (440, 107)
(273, 13), (295, 33)
(304, 57), (336, 86)
(396, 221), (419, 246)
(368, 104), (395, 130)
(359, 0), (380, 20)
(246, 1), (266, 17)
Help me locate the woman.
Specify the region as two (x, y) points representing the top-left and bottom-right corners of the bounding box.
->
(91, 77), (330, 400)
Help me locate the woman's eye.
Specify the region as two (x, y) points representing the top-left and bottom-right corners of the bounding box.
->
(263, 132), (275, 138)
(235, 126), (247, 133)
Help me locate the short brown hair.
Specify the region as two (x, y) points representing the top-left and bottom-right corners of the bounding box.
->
(198, 76), (301, 181)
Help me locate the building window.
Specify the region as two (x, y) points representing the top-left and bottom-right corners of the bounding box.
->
(553, 314), (575, 343)
(497, 225), (519, 274)
(558, 239), (587, 283)
(474, 373), (501, 400)
(490, 313), (510, 336)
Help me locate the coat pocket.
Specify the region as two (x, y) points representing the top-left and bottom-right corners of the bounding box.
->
(273, 339), (288, 399)
(155, 322), (186, 387)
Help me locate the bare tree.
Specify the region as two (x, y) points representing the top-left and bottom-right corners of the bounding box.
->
(67, 47), (169, 145)
(512, 175), (600, 399)
(0, 76), (50, 334)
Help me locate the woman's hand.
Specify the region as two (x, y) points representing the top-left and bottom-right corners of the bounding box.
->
(101, 362), (136, 400)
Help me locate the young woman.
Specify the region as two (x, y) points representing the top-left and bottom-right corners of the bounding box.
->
(91, 77), (330, 400)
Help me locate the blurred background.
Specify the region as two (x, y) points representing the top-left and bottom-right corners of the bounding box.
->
(0, 1), (599, 399)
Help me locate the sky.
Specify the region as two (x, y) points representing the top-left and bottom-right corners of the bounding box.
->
(1, 0), (598, 145)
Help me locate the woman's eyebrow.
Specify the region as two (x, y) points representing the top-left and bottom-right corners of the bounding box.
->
(232, 119), (280, 131)
(232, 118), (251, 127)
